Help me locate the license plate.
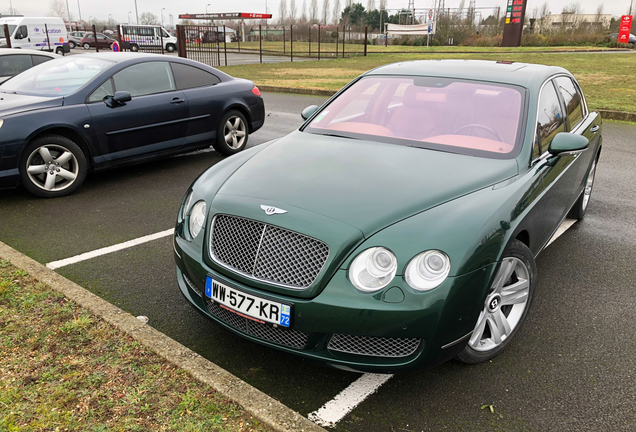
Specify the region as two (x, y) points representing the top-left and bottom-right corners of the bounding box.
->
(205, 277), (291, 327)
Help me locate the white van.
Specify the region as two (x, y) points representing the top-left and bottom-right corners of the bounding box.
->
(120, 25), (178, 52)
(0, 17), (70, 54)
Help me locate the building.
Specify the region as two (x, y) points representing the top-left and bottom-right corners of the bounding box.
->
(534, 13), (612, 32)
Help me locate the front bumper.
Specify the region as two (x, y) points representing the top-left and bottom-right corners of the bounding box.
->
(175, 235), (497, 373)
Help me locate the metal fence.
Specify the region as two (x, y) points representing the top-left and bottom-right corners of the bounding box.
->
(70, 25), (165, 54)
(176, 25), (224, 67)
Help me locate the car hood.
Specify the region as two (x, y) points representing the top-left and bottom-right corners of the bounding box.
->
(0, 92), (64, 116)
(217, 130), (519, 237)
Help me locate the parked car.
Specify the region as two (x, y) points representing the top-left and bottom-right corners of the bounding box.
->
(0, 48), (58, 83)
(174, 60), (602, 373)
(80, 33), (117, 50)
(67, 31), (87, 49)
(609, 32), (636, 44)
(0, 16), (70, 54)
(0, 53), (264, 197)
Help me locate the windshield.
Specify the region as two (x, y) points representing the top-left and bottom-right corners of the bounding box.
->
(305, 76), (524, 158)
(0, 56), (114, 96)
(0, 25), (16, 38)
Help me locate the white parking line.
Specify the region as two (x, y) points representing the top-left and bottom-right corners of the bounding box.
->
(46, 228), (174, 270)
(308, 373), (393, 427)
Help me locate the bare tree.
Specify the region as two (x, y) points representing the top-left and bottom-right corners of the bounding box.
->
(332, 0), (341, 25)
(290, 0), (298, 24)
(49, 0), (70, 20)
(322, 0), (330, 24)
(594, 4), (606, 30)
(301, 0), (308, 23)
(279, 0), (288, 24)
(139, 11), (159, 25)
(367, 0), (376, 12)
(310, 0), (319, 24)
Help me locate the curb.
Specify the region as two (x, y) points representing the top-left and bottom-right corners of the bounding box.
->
(258, 87), (636, 123)
(0, 241), (326, 432)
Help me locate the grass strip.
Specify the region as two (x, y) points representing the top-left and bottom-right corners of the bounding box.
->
(219, 52), (636, 113)
(0, 259), (272, 432)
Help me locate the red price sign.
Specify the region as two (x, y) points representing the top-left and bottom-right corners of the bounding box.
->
(618, 15), (633, 44)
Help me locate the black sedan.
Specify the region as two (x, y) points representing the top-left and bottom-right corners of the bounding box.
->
(0, 53), (264, 197)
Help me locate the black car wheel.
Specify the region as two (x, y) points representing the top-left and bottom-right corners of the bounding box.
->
(166, 43), (176, 52)
(130, 44), (139, 52)
(456, 239), (536, 364)
(214, 110), (249, 156)
(19, 135), (88, 198)
(82, 43), (91, 50)
(69, 41), (76, 49)
(567, 158), (597, 220)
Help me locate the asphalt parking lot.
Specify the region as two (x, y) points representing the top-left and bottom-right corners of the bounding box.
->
(1, 93), (635, 431)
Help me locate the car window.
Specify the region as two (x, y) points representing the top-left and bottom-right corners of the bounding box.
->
(535, 80), (565, 157)
(31, 55), (53, 66)
(305, 76), (524, 158)
(170, 62), (220, 89)
(88, 78), (114, 102)
(113, 61), (175, 97)
(554, 76), (584, 130)
(14, 25), (28, 39)
(0, 54), (33, 77)
(0, 25), (16, 38)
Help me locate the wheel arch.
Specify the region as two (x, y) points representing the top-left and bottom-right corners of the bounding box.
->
(28, 127), (94, 170)
(224, 104), (253, 132)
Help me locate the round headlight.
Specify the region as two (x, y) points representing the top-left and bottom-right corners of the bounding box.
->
(188, 200), (207, 239)
(349, 247), (397, 292)
(181, 190), (193, 219)
(405, 250), (451, 291)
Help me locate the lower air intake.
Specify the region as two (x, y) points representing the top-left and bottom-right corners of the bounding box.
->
(327, 334), (421, 358)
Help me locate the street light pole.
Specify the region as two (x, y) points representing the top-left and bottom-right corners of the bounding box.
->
(161, 8), (166, 27)
(65, 0), (72, 31)
(134, 0), (139, 24)
(77, 0), (82, 23)
(128, 11), (132, 24)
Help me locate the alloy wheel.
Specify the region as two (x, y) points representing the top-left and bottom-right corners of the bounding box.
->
(468, 257), (530, 352)
(582, 160), (596, 212)
(223, 116), (247, 149)
(25, 144), (79, 192)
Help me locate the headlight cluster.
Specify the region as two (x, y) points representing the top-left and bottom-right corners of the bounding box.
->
(181, 191), (206, 239)
(349, 248), (450, 293)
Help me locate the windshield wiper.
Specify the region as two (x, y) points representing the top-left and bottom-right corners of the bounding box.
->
(319, 133), (357, 140)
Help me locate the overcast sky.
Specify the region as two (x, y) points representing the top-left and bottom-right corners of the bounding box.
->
(7, 0), (632, 26)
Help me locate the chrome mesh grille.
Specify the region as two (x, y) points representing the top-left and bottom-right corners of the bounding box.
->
(327, 334), (421, 358)
(205, 300), (308, 349)
(210, 215), (329, 288)
(183, 274), (202, 297)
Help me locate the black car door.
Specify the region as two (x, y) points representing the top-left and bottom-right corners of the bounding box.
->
(169, 62), (223, 147)
(86, 61), (189, 163)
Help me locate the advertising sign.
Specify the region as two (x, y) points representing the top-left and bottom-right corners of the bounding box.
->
(179, 12), (273, 20)
(501, 0), (527, 47)
(618, 15), (633, 44)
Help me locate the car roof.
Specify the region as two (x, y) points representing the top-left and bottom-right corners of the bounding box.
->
(77, 52), (170, 63)
(365, 60), (569, 88)
(0, 48), (59, 57)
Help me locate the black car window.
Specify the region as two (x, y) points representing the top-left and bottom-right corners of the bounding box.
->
(555, 76), (584, 130)
(113, 62), (176, 97)
(535, 80), (565, 158)
(0, 54), (32, 77)
(88, 78), (114, 102)
(31, 55), (53, 66)
(170, 62), (220, 90)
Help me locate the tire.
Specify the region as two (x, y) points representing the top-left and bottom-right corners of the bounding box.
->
(130, 44), (139, 52)
(55, 47), (64, 55)
(68, 41), (76, 49)
(83, 43), (91, 50)
(166, 43), (176, 53)
(567, 158), (597, 220)
(456, 239), (536, 364)
(19, 135), (88, 198)
(213, 110), (249, 156)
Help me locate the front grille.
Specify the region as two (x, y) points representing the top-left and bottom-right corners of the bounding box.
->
(327, 334), (421, 358)
(210, 214), (329, 289)
(205, 299), (309, 349)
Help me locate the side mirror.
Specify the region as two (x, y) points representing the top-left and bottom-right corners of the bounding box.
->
(104, 91), (132, 108)
(548, 132), (589, 156)
(301, 105), (319, 120)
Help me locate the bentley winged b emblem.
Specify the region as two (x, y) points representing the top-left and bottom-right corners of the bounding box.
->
(260, 205), (288, 215)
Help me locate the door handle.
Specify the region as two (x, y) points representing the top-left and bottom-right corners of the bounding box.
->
(170, 98), (185, 104)
(590, 125), (600, 133)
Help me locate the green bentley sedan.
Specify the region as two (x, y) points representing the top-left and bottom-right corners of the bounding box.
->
(173, 60), (601, 372)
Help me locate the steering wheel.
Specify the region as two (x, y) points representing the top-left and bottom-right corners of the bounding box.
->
(453, 124), (505, 143)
